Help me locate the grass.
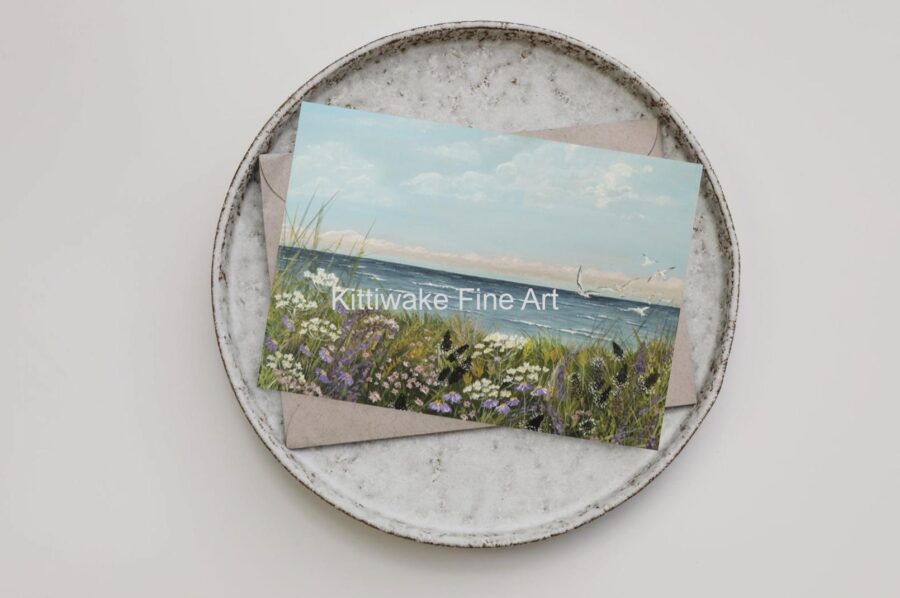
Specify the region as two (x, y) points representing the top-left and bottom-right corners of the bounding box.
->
(257, 202), (672, 449)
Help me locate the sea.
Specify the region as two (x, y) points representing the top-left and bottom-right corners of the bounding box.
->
(278, 248), (680, 347)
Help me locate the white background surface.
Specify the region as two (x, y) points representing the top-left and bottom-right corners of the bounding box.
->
(1, 1), (898, 596)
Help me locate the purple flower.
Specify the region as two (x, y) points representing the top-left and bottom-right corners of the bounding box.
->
(613, 426), (626, 443)
(545, 403), (563, 434)
(318, 347), (333, 363)
(337, 371), (353, 386)
(482, 398), (499, 410)
(494, 403), (511, 415)
(264, 337), (278, 351)
(531, 387), (548, 398)
(508, 398), (520, 408)
(281, 315), (295, 331)
(427, 400), (451, 413)
(554, 357), (569, 394)
(298, 344), (312, 357)
(443, 392), (461, 404)
(514, 383), (533, 392)
(315, 368), (330, 384)
(634, 343), (646, 375)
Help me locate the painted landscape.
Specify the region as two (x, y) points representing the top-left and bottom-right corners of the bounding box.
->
(258, 103), (702, 449)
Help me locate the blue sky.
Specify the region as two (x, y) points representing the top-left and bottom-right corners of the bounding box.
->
(286, 102), (702, 295)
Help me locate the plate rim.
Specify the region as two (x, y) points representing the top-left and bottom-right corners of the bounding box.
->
(211, 20), (740, 547)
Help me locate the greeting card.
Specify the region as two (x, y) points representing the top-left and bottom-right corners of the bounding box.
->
(258, 103), (702, 449)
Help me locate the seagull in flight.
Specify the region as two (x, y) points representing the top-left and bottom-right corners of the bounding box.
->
(641, 253), (658, 267)
(620, 306), (650, 317)
(647, 266), (675, 282)
(598, 279), (638, 294)
(576, 267), (638, 298)
(575, 266), (608, 298)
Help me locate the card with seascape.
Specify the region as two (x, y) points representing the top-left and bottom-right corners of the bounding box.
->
(258, 102), (702, 449)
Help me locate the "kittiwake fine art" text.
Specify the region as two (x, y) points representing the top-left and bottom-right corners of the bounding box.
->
(332, 286), (560, 312)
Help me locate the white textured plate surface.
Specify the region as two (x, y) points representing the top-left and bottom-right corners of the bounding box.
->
(211, 21), (739, 547)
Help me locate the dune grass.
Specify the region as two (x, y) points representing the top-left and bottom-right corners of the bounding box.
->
(258, 203), (671, 449)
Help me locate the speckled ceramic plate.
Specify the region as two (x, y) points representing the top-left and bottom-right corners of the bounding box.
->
(211, 21), (739, 547)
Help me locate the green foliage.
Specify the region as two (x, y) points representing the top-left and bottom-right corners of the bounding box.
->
(258, 199), (671, 449)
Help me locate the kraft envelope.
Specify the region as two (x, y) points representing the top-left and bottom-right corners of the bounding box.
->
(259, 119), (698, 449)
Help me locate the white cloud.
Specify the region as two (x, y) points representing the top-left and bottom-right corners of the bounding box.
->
(590, 162), (638, 208)
(293, 139), (672, 211)
(403, 170), (492, 202)
(289, 141), (394, 206)
(420, 141), (480, 162)
(403, 143), (672, 210)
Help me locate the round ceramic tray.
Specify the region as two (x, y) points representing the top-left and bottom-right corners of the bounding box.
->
(212, 21), (739, 547)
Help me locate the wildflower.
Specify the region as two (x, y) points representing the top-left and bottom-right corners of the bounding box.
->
(362, 314), (400, 336)
(368, 391), (381, 403)
(443, 392), (461, 404)
(281, 315), (295, 331)
(315, 368), (330, 384)
(427, 399), (451, 414)
(481, 332), (527, 353)
(494, 403), (511, 415)
(273, 290), (317, 313)
(482, 398), (499, 410)
(531, 387), (548, 398)
(264, 337), (278, 351)
(318, 347), (333, 363)
(634, 343), (646, 375)
(508, 398), (520, 408)
(462, 378), (500, 402)
(337, 371), (353, 386)
(302, 268), (340, 290)
(298, 344), (311, 357)
(297, 317), (340, 342)
(265, 351), (306, 388)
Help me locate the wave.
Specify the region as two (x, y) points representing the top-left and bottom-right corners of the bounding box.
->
(581, 313), (614, 322)
(507, 318), (553, 330)
(560, 328), (596, 338)
(415, 281), (460, 291)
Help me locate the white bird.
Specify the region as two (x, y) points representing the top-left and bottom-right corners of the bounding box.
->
(647, 266), (675, 282)
(575, 266), (608, 298)
(641, 253), (658, 267)
(577, 267), (638, 298)
(597, 278), (639, 295)
(620, 306), (650, 317)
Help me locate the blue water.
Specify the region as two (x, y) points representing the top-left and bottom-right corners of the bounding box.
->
(278, 248), (679, 347)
